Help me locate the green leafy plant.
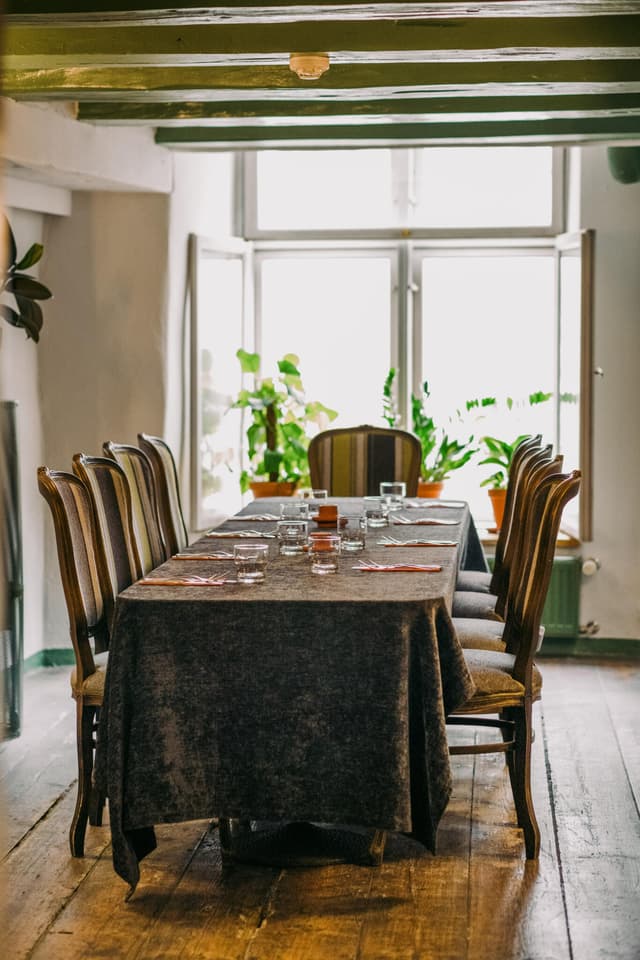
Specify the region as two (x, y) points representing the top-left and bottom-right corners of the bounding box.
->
(1, 215), (52, 342)
(231, 349), (338, 493)
(383, 369), (476, 481)
(475, 390), (553, 488)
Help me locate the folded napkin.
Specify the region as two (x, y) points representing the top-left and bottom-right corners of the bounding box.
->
(404, 500), (465, 509)
(354, 562), (442, 573)
(232, 514), (280, 521)
(378, 539), (457, 548)
(139, 574), (235, 587)
(206, 529), (276, 539)
(392, 517), (459, 526)
(174, 552), (234, 561)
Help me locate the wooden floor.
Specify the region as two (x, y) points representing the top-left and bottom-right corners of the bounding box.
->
(2, 658), (639, 960)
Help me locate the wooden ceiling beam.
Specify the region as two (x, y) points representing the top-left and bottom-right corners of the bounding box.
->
(6, 60), (640, 101)
(77, 92), (640, 124)
(155, 114), (640, 147)
(6, 16), (640, 66)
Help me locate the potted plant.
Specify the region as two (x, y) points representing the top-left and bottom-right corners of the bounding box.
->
(383, 370), (476, 497)
(475, 391), (553, 529)
(231, 349), (337, 497)
(1, 215), (52, 341)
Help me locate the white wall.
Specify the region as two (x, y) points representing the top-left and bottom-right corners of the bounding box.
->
(579, 145), (640, 641)
(0, 209), (46, 660)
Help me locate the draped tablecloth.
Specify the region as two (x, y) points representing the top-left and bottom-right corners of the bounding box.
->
(96, 498), (478, 891)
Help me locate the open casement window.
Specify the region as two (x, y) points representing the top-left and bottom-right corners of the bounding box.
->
(190, 234), (251, 531)
(555, 229), (595, 542)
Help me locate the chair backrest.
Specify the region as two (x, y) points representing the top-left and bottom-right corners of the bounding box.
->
(103, 441), (167, 572)
(37, 467), (110, 678)
(507, 470), (581, 682)
(308, 425), (422, 497)
(491, 435), (541, 580)
(72, 454), (142, 614)
(490, 442), (551, 600)
(137, 433), (188, 555)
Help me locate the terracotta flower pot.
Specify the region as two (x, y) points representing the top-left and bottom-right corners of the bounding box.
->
(417, 480), (444, 499)
(249, 480), (297, 499)
(488, 487), (507, 531)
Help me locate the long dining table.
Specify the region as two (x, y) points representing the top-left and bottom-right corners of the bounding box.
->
(96, 497), (486, 892)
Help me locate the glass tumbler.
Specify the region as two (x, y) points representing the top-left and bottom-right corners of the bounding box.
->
(363, 496), (389, 528)
(308, 532), (341, 575)
(380, 481), (406, 511)
(340, 515), (367, 552)
(233, 543), (268, 583)
(277, 519), (308, 555)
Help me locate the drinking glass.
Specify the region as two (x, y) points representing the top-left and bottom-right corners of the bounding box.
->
(233, 543), (268, 582)
(340, 515), (367, 552)
(380, 481), (406, 511)
(308, 532), (341, 574)
(280, 501), (310, 521)
(363, 496), (389, 528)
(277, 519), (308, 555)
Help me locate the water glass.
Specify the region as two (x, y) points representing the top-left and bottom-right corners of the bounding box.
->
(280, 501), (310, 521)
(310, 489), (328, 510)
(363, 496), (389, 528)
(277, 519), (308, 555)
(380, 481), (406, 511)
(233, 543), (268, 583)
(340, 515), (367, 552)
(308, 532), (341, 575)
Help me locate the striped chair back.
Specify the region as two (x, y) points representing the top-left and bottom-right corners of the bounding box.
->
(138, 433), (188, 555)
(72, 454), (142, 610)
(37, 467), (110, 670)
(308, 425), (422, 497)
(103, 441), (167, 571)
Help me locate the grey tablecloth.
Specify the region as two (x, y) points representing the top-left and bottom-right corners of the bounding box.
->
(96, 498), (477, 891)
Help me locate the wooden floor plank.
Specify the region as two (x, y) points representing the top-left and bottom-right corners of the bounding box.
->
(4, 659), (639, 960)
(542, 659), (640, 960)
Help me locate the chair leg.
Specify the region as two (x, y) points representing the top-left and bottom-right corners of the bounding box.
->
(69, 701), (95, 857)
(510, 699), (540, 859)
(89, 708), (105, 827)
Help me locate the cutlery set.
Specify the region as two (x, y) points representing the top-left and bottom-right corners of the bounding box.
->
(378, 536), (457, 547)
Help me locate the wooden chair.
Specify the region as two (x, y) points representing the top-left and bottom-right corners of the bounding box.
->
(103, 441), (167, 571)
(137, 433), (189, 556)
(72, 453), (142, 630)
(37, 467), (112, 856)
(452, 446), (561, 622)
(448, 470), (581, 859)
(308, 424), (422, 497)
(455, 434), (541, 596)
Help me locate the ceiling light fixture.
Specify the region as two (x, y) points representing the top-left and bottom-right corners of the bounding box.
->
(289, 52), (330, 81)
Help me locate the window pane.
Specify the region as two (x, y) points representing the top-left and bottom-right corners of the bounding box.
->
(558, 251), (582, 532)
(256, 150), (394, 230)
(412, 147), (554, 228)
(196, 256), (244, 524)
(259, 256), (392, 429)
(419, 254), (556, 519)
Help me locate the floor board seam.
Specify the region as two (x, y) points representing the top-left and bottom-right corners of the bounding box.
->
(1, 780), (76, 864)
(464, 735), (477, 960)
(541, 704), (574, 960)
(598, 666), (640, 823)
(241, 868), (285, 958)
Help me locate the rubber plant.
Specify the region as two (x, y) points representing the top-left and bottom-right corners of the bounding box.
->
(231, 349), (337, 494)
(1, 215), (52, 342)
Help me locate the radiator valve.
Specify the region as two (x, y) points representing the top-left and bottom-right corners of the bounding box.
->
(582, 557), (601, 577)
(580, 620), (601, 636)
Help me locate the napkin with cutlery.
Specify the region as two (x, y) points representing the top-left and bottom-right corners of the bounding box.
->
(392, 516), (459, 526)
(404, 500), (465, 509)
(232, 514), (280, 521)
(378, 537), (457, 548)
(139, 574), (236, 587)
(206, 529), (276, 539)
(354, 561), (442, 573)
(174, 552), (234, 561)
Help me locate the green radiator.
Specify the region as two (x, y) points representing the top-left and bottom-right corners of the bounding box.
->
(541, 555), (582, 640)
(486, 554), (582, 641)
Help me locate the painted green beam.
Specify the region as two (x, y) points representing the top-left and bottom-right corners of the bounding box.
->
(6, 17), (640, 66)
(7, 60), (640, 102)
(78, 92), (640, 124)
(7, 2), (640, 20)
(155, 114), (640, 147)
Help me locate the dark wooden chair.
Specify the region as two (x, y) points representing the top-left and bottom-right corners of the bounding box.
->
(137, 433), (189, 556)
(308, 424), (422, 497)
(103, 441), (167, 571)
(72, 453), (142, 630)
(37, 467), (112, 856)
(448, 469), (581, 859)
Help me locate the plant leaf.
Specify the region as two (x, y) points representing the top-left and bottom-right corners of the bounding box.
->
(13, 295), (43, 341)
(15, 242), (43, 271)
(3, 215), (16, 272)
(0, 304), (21, 328)
(236, 348), (260, 374)
(7, 274), (52, 300)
